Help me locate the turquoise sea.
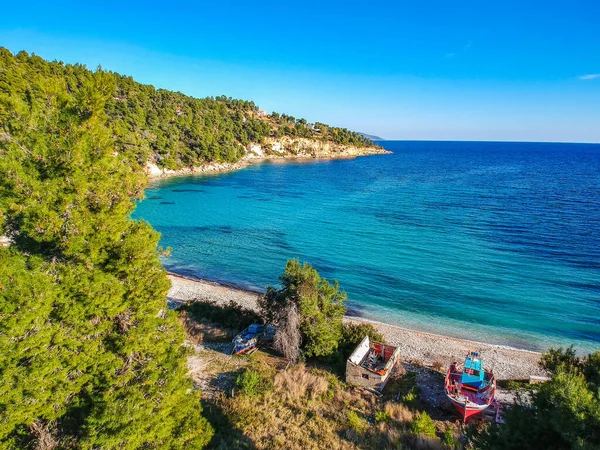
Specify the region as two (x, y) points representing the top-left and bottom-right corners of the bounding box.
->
(133, 141), (600, 353)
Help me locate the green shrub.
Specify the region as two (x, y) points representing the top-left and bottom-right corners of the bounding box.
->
(583, 351), (600, 393)
(412, 412), (436, 438)
(443, 428), (457, 448)
(402, 387), (418, 406)
(375, 410), (391, 423)
(539, 345), (581, 374)
(317, 372), (339, 401)
(236, 369), (262, 397)
(236, 366), (273, 398)
(319, 388), (335, 401)
(505, 379), (535, 392)
(347, 411), (368, 434)
(261, 259), (347, 358)
(181, 300), (262, 331)
(341, 322), (385, 347)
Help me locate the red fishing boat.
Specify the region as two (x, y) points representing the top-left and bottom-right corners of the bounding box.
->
(445, 351), (496, 422)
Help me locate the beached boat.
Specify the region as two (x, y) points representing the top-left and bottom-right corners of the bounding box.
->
(232, 323), (275, 355)
(445, 351), (496, 422)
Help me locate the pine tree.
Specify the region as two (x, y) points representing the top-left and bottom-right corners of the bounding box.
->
(261, 259), (347, 358)
(0, 49), (213, 448)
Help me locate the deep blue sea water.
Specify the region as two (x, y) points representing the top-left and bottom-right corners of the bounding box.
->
(133, 141), (600, 352)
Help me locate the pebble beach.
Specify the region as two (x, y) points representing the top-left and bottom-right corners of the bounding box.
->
(167, 272), (546, 380)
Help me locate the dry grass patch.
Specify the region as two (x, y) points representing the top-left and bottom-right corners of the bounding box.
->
(409, 435), (446, 450)
(274, 363), (329, 401)
(384, 401), (415, 423)
(220, 390), (357, 450)
(208, 362), (455, 449)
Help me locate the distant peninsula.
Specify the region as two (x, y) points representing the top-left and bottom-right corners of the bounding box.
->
(358, 132), (385, 141)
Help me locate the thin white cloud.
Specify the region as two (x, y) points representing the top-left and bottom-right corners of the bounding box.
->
(444, 41), (472, 59)
(578, 74), (600, 80)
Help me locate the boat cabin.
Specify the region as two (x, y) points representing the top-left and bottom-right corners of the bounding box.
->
(461, 352), (487, 389)
(346, 336), (401, 393)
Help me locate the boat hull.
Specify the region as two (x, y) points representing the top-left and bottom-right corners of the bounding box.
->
(447, 395), (491, 421)
(233, 340), (258, 355)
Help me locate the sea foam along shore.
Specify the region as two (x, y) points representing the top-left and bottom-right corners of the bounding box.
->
(167, 272), (546, 380)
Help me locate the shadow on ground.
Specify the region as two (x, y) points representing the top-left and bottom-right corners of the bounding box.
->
(202, 399), (256, 450)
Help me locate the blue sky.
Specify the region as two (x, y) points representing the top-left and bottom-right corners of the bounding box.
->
(1, 1), (599, 142)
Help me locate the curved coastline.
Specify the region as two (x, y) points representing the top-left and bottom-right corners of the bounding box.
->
(142, 141), (599, 377)
(166, 271), (545, 380)
(146, 144), (390, 180)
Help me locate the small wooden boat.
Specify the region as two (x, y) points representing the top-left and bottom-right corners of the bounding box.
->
(232, 324), (275, 355)
(445, 351), (496, 422)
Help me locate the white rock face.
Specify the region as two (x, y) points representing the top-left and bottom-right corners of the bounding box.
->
(144, 138), (389, 179)
(262, 137), (389, 159)
(145, 162), (164, 177)
(145, 160), (249, 179)
(247, 144), (264, 158)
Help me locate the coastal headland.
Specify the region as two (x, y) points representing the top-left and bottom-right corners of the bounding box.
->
(146, 137), (390, 179)
(167, 272), (545, 380)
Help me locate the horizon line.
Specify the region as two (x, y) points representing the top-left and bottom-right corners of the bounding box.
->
(375, 138), (600, 145)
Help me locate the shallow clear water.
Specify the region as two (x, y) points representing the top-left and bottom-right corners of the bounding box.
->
(133, 141), (600, 352)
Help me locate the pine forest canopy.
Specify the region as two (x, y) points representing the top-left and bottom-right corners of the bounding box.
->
(0, 48), (373, 171)
(0, 48), (217, 447)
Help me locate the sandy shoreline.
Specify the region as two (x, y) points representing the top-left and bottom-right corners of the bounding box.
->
(167, 272), (545, 380)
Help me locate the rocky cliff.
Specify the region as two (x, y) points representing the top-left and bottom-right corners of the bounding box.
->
(146, 137), (391, 179)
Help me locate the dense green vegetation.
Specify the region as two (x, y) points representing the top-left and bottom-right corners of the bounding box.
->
(0, 49), (213, 448)
(260, 259), (347, 358)
(1, 48), (373, 171)
(471, 346), (600, 450)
